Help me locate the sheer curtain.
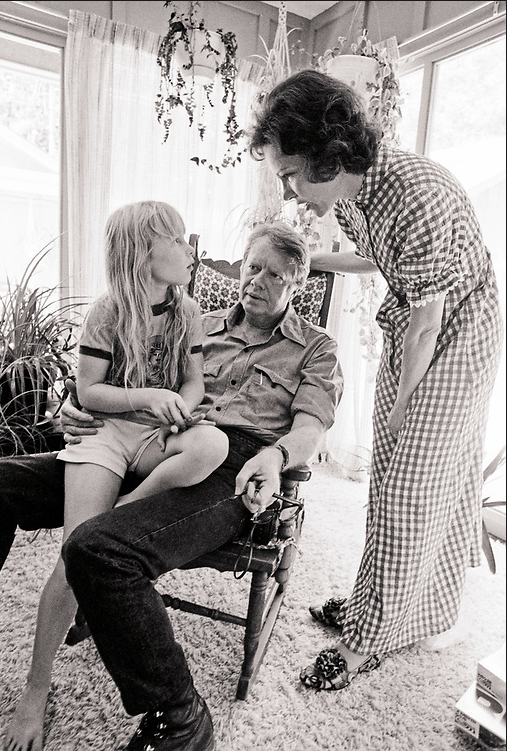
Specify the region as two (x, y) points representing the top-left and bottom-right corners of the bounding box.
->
(324, 233), (384, 480)
(63, 9), (379, 479)
(64, 10), (263, 304)
(310, 212), (384, 480)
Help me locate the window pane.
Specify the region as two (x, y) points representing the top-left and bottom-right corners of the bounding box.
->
(397, 66), (424, 151)
(426, 35), (506, 456)
(0, 33), (61, 294)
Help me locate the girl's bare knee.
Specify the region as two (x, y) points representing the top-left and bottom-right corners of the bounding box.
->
(197, 426), (229, 466)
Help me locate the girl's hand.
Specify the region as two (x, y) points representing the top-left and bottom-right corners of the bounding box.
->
(155, 408), (210, 451)
(156, 424), (173, 451)
(145, 388), (192, 430)
(387, 400), (408, 435)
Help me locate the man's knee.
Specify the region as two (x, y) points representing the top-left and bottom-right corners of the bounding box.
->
(62, 516), (105, 582)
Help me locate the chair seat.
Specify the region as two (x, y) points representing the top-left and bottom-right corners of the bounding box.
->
(181, 465), (311, 578)
(181, 537), (289, 576)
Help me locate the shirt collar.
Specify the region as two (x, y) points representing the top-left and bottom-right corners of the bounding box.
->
(354, 143), (391, 207)
(206, 301), (307, 346)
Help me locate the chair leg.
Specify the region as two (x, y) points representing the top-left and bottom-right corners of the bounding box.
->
(236, 571), (285, 700)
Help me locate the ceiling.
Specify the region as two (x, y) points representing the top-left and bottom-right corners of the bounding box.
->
(261, 2), (337, 20)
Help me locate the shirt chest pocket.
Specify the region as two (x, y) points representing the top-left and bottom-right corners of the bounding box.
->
(204, 360), (222, 379)
(246, 364), (298, 407)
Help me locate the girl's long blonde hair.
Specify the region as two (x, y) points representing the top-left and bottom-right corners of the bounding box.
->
(103, 200), (192, 391)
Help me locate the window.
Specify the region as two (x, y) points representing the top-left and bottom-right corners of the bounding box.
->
(398, 24), (506, 456)
(0, 31), (62, 294)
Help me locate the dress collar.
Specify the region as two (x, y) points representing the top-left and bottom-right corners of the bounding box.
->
(354, 143), (391, 207)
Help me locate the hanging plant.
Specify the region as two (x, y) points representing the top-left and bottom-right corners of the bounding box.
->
(245, 1), (319, 250)
(317, 29), (403, 145)
(155, 1), (244, 172)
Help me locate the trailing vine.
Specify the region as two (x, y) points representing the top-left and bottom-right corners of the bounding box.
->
(155, 1), (245, 172)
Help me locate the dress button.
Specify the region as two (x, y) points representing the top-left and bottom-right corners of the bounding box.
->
(216, 406), (222, 411)
(231, 379), (236, 385)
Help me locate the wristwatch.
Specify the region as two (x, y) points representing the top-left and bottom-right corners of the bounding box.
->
(271, 443), (289, 472)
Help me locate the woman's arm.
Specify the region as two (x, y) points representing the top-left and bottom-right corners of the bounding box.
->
(311, 251), (379, 275)
(388, 293), (446, 434)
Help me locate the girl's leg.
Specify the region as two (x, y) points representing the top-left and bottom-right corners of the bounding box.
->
(4, 463), (122, 751)
(115, 425), (229, 507)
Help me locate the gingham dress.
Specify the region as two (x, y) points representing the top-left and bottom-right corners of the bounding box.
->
(334, 145), (503, 653)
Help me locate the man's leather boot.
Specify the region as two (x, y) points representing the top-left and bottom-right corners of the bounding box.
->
(125, 679), (215, 751)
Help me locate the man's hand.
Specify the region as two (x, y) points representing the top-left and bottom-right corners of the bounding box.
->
(234, 447), (283, 514)
(61, 378), (104, 445)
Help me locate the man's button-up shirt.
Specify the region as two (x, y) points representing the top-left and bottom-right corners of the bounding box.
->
(202, 302), (343, 444)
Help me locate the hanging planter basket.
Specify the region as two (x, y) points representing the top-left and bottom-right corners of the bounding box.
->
(325, 54), (379, 105)
(174, 28), (225, 84)
(318, 30), (403, 145)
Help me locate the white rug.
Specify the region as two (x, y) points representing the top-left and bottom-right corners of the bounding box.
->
(1, 462), (505, 751)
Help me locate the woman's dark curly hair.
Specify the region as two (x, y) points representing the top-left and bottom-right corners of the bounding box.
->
(248, 69), (381, 181)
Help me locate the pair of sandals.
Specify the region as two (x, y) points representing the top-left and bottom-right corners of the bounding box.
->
(301, 597), (381, 691)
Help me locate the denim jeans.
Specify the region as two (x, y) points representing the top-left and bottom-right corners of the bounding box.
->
(61, 427), (262, 716)
(0, 451), (65, 569)
(0, 429), (264, 715)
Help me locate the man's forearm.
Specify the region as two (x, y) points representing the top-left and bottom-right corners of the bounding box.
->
(234, 413), (325, 511)
(269, 422), (324, 470)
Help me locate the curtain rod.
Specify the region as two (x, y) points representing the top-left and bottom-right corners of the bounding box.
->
(13, 1), (68, 20)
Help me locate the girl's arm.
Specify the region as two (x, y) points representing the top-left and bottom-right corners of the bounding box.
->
(177, 351), (205, 415)
(311, 251), (379, 275)
(76, 354), (193, 426)
(388, 292), (446, 434)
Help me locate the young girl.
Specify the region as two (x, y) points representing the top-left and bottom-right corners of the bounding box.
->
(5, 200), (229, 751)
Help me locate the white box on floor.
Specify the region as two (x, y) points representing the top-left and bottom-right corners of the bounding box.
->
(477, 643), (506, 705)
(455, 681), (506, 749)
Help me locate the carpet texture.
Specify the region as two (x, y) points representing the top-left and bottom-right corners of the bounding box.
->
(0, 463), (505, 751)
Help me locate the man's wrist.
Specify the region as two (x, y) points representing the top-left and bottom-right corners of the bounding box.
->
(266, 443), (290, 472)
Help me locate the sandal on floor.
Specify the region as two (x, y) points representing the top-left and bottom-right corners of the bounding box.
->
(308, 597), (347, 630)
(300, 648), (381, 691)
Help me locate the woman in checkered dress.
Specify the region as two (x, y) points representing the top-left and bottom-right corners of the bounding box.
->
(248, 69), (503, 691)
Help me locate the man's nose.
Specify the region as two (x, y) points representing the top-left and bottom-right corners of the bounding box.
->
(250, 271), (266, 288)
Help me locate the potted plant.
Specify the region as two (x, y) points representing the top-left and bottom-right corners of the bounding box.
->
(155, 0), (244, 172)
(0, 243), (81, 455)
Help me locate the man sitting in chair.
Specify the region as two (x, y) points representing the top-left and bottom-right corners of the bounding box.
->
(0, 222), (342, 751)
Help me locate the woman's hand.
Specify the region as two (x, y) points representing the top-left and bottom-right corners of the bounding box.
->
(387, 400), (408, 435)
(235, 447), (283, 514)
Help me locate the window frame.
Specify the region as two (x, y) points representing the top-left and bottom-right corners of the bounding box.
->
(398, 8), (506, 155)
(0, 0), (68, 288)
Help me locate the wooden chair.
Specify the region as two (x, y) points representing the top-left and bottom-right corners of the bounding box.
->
(66, 238), (335, 701)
